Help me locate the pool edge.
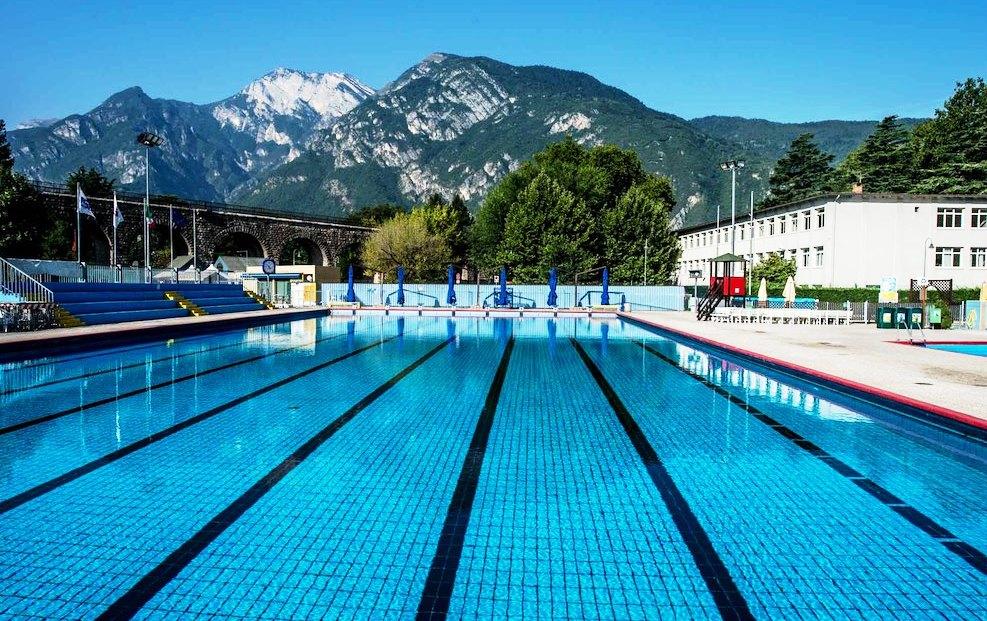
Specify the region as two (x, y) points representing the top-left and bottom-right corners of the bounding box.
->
(618, 311), (987, 436)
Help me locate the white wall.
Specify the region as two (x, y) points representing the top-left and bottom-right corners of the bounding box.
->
(677, 198), (987, 288)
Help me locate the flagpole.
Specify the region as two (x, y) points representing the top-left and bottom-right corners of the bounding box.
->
(169, 205), (174, 268)
(192, 209), (198, 283)
(76, 183), (82, 264)
(112, 192), (118, 267)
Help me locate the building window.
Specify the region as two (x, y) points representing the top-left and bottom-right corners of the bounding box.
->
(803, 211), (811, 229)
(790, 214), (798, 232)
(935, 246), (962, 268)
(972, 208), (987, 228)
(739, 226), (745, 241)
(768, 219), (775, 235)
(816, 208), (825, 228)
(779, 218), (786, 234)
(758, 221), (765, 236)
(801, 248), (810, 267)
(815, 246), (824, 267)
(971, 247), (987, 268)
(936, 207), (963, 228)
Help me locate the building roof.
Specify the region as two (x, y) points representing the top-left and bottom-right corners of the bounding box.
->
(675, 192), (987, 235)
(214, 255), (264, 273)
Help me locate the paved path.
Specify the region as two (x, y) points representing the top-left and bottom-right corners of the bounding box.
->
(624, 311), (987, 425)
(0, 308), (325, 354)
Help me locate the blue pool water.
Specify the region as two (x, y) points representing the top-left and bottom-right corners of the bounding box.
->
(0, 315), (984, 619)
(926, 343), (987, 357)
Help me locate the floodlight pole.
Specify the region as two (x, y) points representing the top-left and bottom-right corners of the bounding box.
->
(136, 131), (164, 283)
(720, 159), (745, 255)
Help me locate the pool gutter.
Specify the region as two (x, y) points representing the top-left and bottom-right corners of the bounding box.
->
(619, 311), (987, 436)
(0, 308), (328, 362)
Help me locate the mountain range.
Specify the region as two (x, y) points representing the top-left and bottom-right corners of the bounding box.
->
(7, 53), (914, 227)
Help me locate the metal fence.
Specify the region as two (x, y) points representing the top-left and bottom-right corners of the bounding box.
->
(3, 258), (238, 285)
(0, 258), (54, 303)
(321, 282), (688, 310)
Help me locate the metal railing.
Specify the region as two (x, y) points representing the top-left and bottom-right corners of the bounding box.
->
(0, 258), (54, 303)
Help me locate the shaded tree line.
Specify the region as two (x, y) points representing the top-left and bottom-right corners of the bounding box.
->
(761, 78), (987, 207)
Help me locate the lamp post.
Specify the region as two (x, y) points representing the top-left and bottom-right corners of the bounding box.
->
(136, 131), (164, 283)
(922, 237), (933, 328)
(720, 159), (745, 255)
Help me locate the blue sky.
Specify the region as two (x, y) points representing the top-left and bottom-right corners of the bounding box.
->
(3, 0), (985, 128)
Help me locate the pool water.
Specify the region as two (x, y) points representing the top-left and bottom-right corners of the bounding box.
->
(0, 315), (984, 619)
(925, 342), (987, 358)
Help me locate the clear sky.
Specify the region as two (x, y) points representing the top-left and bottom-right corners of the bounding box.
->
(3, 0), (985, 128)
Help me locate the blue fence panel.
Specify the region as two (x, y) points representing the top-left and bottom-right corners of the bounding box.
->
(320, 282), (686, 310)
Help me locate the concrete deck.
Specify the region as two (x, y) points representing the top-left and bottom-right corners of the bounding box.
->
(623, 311), (987, 427)
(0, 308), (327, 359)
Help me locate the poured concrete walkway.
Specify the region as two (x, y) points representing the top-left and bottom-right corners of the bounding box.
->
(624, 312), (987, 425)
(0, 308), (327, 358)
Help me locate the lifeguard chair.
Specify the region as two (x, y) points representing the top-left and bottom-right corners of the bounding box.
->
(696, 253), (747, 320)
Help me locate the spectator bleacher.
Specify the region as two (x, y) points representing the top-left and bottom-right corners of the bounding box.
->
(49, 282), (265, 325)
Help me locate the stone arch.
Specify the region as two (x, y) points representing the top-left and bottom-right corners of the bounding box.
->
(277, 236), (330, 266)
(210, 225), (269, 261)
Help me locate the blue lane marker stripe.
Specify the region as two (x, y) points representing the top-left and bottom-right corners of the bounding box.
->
(416, 337), (515, 621)
(638, 340), (987, 577)
(0, 330), (349, 437)
(571, 338), (755, 621)
(0, 337), (395, 516)
(96, 336), (453, 620)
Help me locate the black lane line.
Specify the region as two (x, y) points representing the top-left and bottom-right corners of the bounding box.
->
(0, 336), (399, 516)
(416, 337), (515, 621)
(0, 337), (252, 398)
(0, 330), (350, 437)
(638, 340), (987, 577)
(96, 336), (453, 621)
(570, 338), (755, 621)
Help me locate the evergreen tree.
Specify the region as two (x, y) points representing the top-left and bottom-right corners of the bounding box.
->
(761, 134), (834, 207)
(911, 77), (987, 193)
(0, 120), (13, 172)
(751, 253), (797, 294)
(413, 196), (472, 266)
(832, 116), (913, 192)
(602, 176), (679, 283)
(66, 166), (116, 196)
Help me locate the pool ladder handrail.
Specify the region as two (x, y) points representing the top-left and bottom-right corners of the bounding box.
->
(0, 257), (54, 303)
(897, 319), (927, 345)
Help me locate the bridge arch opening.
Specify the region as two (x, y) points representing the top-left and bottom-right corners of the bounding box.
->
(279, 238), (327, 266)
(213, 231), (266, 262)
(148, 228), (191, 268)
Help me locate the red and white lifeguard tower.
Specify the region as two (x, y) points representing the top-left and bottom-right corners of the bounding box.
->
(696, 253), (748, 320)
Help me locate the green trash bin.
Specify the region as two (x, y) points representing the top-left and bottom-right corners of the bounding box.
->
(908, 307), (924, 329)
(894, 307), (910, 328)
(876, 304), (896, 328)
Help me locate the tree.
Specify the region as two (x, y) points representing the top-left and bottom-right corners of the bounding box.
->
(345, 203), (407, 227)
(832, 116), (913, 192)
(413, 195), (472, 266)
(911, 78), (987, 194)
(470, 137), (679, 283)
(761, 134), (834, 207)
(361, 211), (452, 281)
(602, 176), (680, 283)
(0, 120), (13, 172)
(498, 173), (594, 281)
(66, 166), (116, 196)
(751, 252), (797, 294)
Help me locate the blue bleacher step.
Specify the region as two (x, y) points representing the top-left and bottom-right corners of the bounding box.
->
(74, 308), (191, 325)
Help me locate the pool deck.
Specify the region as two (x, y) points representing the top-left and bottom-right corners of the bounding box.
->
(623, 311), (987, 427)
(0, 308), (328, 359)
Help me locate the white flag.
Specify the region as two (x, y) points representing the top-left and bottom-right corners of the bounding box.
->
(77, 185), (95, 218)
(113, 193), (124, 228)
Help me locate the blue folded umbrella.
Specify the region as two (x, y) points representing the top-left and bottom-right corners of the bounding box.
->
(446, 265), (457, 305)
(601, 267), (610, 305)
(497, 266), (508, 306)
(396, 266), (405, 306)
(547, 267), (558, 307)
(345, 265), (356, 303)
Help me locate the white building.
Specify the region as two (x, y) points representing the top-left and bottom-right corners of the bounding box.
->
(676, 193), (987, 289)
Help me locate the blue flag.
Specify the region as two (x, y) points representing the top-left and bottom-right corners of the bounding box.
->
(77, 186), (95, 218)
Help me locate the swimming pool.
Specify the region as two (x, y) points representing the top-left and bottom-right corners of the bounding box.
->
(925, 342), (987, 358)
(0, 315), (984, 619)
